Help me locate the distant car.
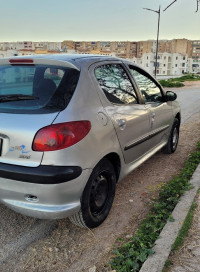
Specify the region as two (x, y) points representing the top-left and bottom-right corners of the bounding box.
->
(0, 55), (181, 228)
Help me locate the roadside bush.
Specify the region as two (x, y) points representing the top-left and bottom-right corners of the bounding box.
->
(171, 74), (200, 82)
(159, 80), (184, 88)
(159, 74), (200, 88)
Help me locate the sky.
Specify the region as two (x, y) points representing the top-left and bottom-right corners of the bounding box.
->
(0, 0), (199, 42)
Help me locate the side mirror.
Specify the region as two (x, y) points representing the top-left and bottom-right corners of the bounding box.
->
(165, 91), (177, 102)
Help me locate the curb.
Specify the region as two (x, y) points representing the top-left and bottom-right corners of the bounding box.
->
(139, 164), (200, 272)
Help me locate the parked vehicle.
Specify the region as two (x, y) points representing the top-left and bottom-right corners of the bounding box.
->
(0, 55), (181, 228)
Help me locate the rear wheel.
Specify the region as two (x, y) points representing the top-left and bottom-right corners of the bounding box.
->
(163, 118), (180, 154)
(69, 158), (116, 228)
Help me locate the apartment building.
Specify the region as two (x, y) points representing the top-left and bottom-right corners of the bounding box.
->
(62, 40), (75, 51)
(191, 40), (200, 60)
(136, 40), (154, 58)
(135, 52), (188, 76)
(1, 38), (199, 75)
(188, 58), (200, 73)
(0, 41), (61, 52)
(61, 40), (137, 58)
(0, 49), (19, 58)
(0, 41), (34, 50)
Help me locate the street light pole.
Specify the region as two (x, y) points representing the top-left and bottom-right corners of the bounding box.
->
(143, 0), (177, 78)
(155, 6), (161, 78)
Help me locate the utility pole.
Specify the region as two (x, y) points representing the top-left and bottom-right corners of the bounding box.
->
(143, 0), (177, 78)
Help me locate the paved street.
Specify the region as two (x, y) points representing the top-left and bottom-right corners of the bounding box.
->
(174, 84), (200, 123)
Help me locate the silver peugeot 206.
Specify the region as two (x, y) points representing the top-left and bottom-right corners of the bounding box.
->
(0, 54), (180, 228)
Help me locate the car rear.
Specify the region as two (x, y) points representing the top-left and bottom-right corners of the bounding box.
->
(0, 56), (92, 219)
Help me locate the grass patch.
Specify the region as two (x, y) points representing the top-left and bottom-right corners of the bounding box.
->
(110, 142), (200, 272)
(159, 74), (200, 88)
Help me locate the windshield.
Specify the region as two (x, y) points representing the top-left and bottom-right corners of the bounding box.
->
(0, 64), (80, 113)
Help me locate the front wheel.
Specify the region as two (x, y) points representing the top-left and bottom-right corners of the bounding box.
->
(69, 158), (116, 228)
(163, 118), (180, 154)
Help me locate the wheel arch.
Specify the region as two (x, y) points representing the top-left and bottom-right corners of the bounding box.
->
(175, 112), (181, 125)
(103, 152), (121, 182)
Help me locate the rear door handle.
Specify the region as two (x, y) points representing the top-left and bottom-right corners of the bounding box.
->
(117, 119), (126, 130)
(151, 112), (155, 122)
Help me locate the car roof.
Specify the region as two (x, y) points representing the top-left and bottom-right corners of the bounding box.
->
(2, 54), (125, 69)
(10, 54), (119, 62)
(2, 54), (145, 73)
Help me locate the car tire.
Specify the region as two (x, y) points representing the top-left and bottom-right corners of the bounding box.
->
(163, 118), (180, 154)
(69, 158), (116, 228)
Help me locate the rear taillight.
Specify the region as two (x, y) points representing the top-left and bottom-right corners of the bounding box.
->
(32, 121), (91, 152)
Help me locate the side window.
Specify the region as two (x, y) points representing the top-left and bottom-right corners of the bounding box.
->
(129, 67), (163, 103)
(95, 64), (138, 105)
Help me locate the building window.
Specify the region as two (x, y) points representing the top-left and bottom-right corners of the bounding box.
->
(175, 64), (177, 67)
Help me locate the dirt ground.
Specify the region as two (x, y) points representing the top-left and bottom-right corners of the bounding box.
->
(2, 83), (200, 272)
(182, 81), (200, 89)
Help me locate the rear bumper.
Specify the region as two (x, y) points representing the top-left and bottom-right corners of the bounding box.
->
(0, 163), (82, 184)
(0, 168), (92, 219)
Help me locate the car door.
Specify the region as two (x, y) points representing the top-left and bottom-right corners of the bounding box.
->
(128, 65), (174, 149)
(92, 62), (152, 164)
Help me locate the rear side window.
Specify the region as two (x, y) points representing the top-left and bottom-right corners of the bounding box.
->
(0, 65), (80, 114)
(95, 64), (138, 105)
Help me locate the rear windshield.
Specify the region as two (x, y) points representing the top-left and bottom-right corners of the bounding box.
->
(0, 64), (80, 114)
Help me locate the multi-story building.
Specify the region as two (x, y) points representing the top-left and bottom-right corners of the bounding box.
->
(0, 49), (19, 58)
(61, 40), (75, 51)
(136, 40), (154, 58)
(136, 52), (188, 76)
(190, 40), (200, 61)
(0, 41), (61, 52)
(1, 39), (199, 76)
(187, 58), (200, 73)
(61, 40), (137, 58)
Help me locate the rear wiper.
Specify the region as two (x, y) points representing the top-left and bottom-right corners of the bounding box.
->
(0, 94), (39, 103)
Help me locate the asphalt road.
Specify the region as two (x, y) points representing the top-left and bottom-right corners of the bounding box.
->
(0, 83), (200, 267)
(174, 87), (200, 123)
